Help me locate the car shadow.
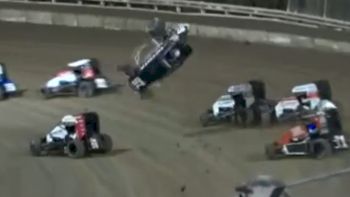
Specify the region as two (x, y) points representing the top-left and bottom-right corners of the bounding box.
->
(34, 84), (125, 100)
(91, 148), (132, 158)
(30, 148), (132, 159)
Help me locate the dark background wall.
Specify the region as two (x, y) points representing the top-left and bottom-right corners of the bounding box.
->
(192, 0), (288, 10)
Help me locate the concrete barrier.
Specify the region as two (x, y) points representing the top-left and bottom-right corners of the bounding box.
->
(52, 13), (77, 27)
(26, 11), (52, 24)
(1, 8), (350, 54)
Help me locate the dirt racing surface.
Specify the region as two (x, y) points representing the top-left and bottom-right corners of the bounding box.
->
(1, 22), (350, 197)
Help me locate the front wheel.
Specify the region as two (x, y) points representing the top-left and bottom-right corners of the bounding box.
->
(265, 143), (279, 160)
(66, 139), (86, 158)
(200, 110), (216, 127)
(0, 87), (6, 101)
(40, 88), (53, 99)
(30, 139), (43, 156)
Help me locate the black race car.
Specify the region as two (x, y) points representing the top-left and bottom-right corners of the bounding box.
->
(118, 18), (193, 97)
(29, 112), (113, 158)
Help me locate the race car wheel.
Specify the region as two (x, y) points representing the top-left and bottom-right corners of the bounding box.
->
(0, 86), (6, 101)
(41, 88), (52, 99)
(29, 139), (43, 156)
(249, 80), (266, 100)
(265, 143), (279, 160)
(100, 134), (113, 153)
(235, 107), (254, 127)
(314, 80), (332, 100)
(251, 102), (274, 127)
(200, 110), (216, 127)
(310, 138), (332, 159)
(66, 139), (86, 158)
(78, 81), (96, 98)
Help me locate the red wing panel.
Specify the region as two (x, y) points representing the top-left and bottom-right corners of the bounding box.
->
(82, 68), (95, 79)
(75, 115), (86, 139)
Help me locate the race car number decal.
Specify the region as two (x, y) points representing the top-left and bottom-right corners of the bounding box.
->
(4, 83), (16, 92)
(90, 138), (99, 149)
(131, 77), (146, 89)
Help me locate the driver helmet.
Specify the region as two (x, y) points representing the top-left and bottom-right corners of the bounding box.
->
(306, 122), (317, 135)
(61, 115), (77, 126)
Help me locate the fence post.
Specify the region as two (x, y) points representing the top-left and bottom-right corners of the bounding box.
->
(323, 0), (328, 18)
(286, 0), (291, 12)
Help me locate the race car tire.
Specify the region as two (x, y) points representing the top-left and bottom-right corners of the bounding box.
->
(314, 80), (332, 100)
(78, 81), (96, 98)
(235, 107), (253, 127)
(265, 143), (279, 160)
(249, 80), (266, 100)
(310, 138), (332, 159)
(200, 110), (216, 127)
(100, 133), (113, 153)
(324, 109), (343, 135)
(41, 88), (52, 99)
(0, 86), (6, 101)
(29, 139), (43, 157)
(66, 139), (86, 158)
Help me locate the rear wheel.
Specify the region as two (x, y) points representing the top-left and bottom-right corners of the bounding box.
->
(314, 80), (332, 100)
(78, 81), (96, 98)
(30, 139), (43, 156)
(310, 138), (332, 159)
(100, 134), (113, 153)
(66, 139), (86, 158)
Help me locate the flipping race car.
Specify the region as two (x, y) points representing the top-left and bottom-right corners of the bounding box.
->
(0, 63), (20, 100)
(274, 80), (335, 122)
(40, 58), (112, 99)
(265, 108), (348, 160)
(29, 112), (113, 158)
(234, 175), (289, 197)
(200, 80), (275, 127)
(118, 18), (193, 97)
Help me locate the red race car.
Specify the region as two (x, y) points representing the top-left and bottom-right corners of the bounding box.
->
(265, 109), (348, 160)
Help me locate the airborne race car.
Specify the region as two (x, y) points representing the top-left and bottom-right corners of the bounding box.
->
(40, 58), (112, 99)
(200, 80), (275, 127)
(0, 63), (20, 100)
(118, 18), (192, 97)
(30, 112), (113, 158)
(265, 109), (348, 160)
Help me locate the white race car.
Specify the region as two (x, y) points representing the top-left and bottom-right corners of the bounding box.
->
(200, 80), (275, 127)
(40, 58), (112, 99)
(274, 80), (336, 121)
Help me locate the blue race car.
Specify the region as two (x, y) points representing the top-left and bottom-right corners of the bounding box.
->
(0, 63), (19, 100)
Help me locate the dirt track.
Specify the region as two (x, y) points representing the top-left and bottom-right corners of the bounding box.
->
(1, 22), (350, 197)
